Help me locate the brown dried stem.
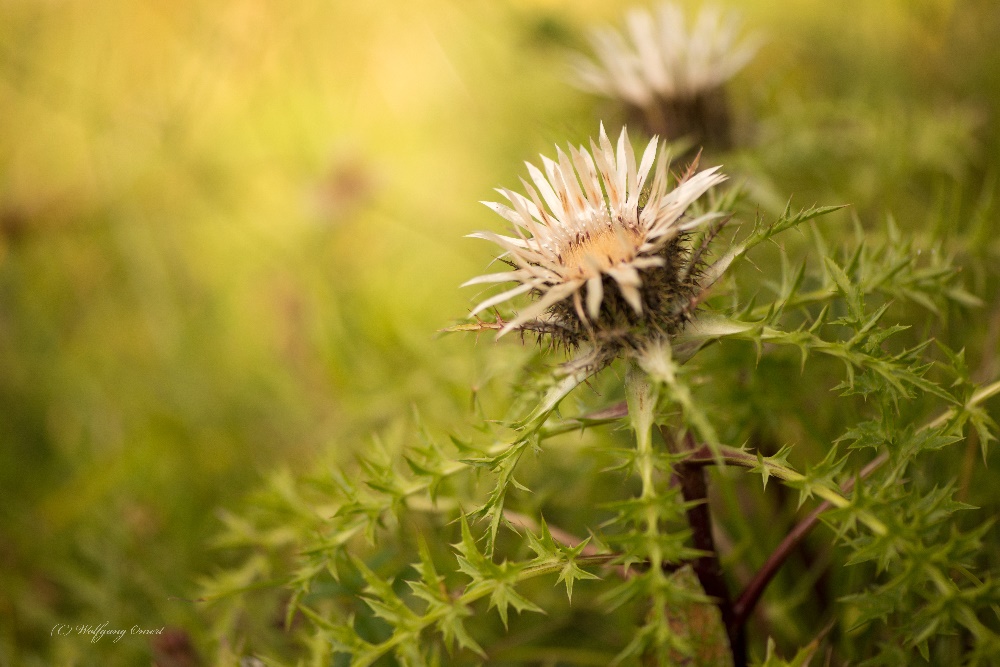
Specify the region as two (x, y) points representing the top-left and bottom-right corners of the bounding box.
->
(730, 452), (888, 629)
(662, 428), (745, 667)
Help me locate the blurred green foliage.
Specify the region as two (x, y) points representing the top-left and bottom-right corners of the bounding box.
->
(2, 0), (1000, 665)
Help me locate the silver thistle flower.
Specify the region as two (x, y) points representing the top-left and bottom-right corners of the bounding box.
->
(572, 4), (759, 146)
(464, 124), (726, 357)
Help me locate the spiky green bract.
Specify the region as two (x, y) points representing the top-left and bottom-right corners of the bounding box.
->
(759, 636), (821, 667)
(466, 358), (596, 554)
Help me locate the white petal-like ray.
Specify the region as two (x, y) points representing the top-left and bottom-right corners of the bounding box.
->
(634, 137), (658, 199)
(616, 128), (631, 203)
(470, 282), (536, 317)
(571, 144), (604, 209)
(676, 211), (727, 232)
(586, 275), (604, 320)
(466, 230), (530, 250)
(554, 147), (588, 218)
(498, 281), (583, 337)
(607, 264), (644, 314)
(461, 271), (526, 287)
(526, 161), (565, 221)
(630, 256), (666, 270)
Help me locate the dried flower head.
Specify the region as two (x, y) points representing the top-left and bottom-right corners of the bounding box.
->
(571, 4), (759, 147)
(464, 124), (727, 359)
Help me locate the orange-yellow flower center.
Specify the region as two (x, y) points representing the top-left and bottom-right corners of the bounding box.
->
(556, 223), (644, 280)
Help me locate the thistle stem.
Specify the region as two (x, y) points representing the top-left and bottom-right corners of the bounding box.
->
(666, 429), (745, 667)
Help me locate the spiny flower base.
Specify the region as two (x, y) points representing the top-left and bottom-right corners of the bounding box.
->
(539, 235), (702, 359)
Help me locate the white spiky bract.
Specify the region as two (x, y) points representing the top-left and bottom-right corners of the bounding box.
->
(572, 3), (759, 108)
(464, 123), (726, 339)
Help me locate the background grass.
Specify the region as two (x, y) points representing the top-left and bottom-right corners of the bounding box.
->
(1, 0), (999, 664)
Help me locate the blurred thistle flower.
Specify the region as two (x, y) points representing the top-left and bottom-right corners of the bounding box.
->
(571, 3), (759, 149)
(463, 123), (727, 361)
